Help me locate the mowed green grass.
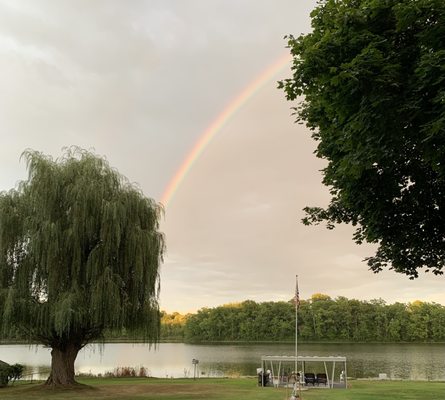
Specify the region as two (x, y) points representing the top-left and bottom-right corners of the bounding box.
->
(1, 378), (444, 400)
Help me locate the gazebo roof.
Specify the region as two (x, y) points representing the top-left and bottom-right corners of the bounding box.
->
(261, 355), (346, 362)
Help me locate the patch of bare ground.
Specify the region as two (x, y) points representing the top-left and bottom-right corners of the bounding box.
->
(6, 383), (99, 398)
(97, 383), (218, 398)
(5, 382), (226, 400)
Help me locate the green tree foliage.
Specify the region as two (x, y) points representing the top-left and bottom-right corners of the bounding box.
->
(160, 311), (189, 340)
(182, 297), (445, 343)
(0, 361), (9, 388)
(185, 301), (295, 342)
(279, 0), (445, 278)
(0, 148), (165, 386)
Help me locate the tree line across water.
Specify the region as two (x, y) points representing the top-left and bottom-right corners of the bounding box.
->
(160, 294), (445, 343)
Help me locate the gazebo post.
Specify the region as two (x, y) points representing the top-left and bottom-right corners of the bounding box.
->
(331, 361), (336, 388)
(260, 358), (265, 387)
(323, 361), (329, 387)
(268, 360), (272, 387)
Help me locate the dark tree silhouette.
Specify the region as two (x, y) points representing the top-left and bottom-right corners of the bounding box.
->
(280, 0), (445, 278)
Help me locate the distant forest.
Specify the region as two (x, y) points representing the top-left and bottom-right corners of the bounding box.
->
(161, 294), (445, 343)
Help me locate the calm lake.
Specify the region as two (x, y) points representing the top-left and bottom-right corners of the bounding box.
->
(0, 343), (444, 381)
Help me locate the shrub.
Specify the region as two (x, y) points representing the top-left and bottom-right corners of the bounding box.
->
(8, 364), (24, 384)
(0, 361), (24, 387)
(104, 366), (150, 378)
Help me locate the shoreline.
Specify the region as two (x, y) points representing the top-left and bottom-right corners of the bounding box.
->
(1, 339), (444, 345)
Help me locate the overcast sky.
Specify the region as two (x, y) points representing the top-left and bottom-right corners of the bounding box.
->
(1, 0), (443, 312)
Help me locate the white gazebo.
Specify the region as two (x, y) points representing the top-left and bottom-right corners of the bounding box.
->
(260, 355), (347, 389)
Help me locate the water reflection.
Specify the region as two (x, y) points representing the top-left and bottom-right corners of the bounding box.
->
(0, 342), (443, 381)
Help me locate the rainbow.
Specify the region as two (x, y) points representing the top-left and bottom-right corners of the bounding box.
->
(160, 52), (292, 207)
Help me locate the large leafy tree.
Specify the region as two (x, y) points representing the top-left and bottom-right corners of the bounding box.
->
(280, 0), (445, 278)
(0, 148), (165, 385)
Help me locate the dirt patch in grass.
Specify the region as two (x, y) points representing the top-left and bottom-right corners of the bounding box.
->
(100, 383), (216, 395)
(1, 382), (227, 400)
(2, 383), (100, 400)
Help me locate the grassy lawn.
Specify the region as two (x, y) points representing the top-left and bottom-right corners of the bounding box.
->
(1, 378), (444, 400)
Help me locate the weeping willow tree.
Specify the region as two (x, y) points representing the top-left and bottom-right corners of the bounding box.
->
(0, 148), (165, 386)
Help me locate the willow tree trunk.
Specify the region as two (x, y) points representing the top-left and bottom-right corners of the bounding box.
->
(45, 343), (81, 386)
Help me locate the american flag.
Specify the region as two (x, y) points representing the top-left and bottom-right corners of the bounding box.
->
(294, 275), (300, 309)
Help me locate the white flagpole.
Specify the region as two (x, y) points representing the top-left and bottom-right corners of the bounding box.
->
(295, 275), (299, 373)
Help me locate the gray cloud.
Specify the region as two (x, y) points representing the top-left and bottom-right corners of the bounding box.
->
(1, 0), (441, 312)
